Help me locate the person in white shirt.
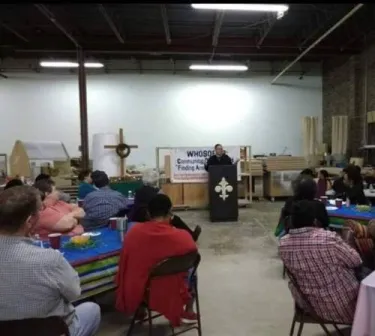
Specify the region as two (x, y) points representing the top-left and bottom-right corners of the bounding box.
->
(0, 185), (101, 336)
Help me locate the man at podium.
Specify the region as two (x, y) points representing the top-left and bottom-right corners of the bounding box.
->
(206, 144), (239, 222)
(204, 144), (235, 171)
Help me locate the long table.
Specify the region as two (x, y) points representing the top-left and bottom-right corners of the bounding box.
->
(61, 226), (131, 301)
(327, 206), (375, 229)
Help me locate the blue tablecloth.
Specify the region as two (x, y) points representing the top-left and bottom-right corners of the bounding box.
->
(61, 228), (123, 265)
(327, 206), (375, 220)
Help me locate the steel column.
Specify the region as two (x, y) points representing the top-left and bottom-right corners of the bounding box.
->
(77, 48), (89, 170)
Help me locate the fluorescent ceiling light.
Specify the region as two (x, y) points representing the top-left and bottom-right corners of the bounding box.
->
(189, 64), (248, 71)
(191, 4), (289, 13)
(39, 61), (104, 68)
(84, 62), (104, 68)
(40, 61), (78, 68)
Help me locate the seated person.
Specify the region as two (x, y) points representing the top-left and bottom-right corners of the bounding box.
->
(34, 179), (84, 238)
(332, 168), (347, 198)
(315, 169), (332, 198)
(279, 200), (362, 324)
(300, 168), (315, 178)
(128, 170), (201, 241)
(275, 175), (328, 237)
(35, 173), (71, 203)
(116, 194), (198, 326)
(4, 178), (23, 190)
(344, 165), (367, 205)
(77, 170), (96, 200)
(82, 170), (127, 229)
(0, 185), (101, 336)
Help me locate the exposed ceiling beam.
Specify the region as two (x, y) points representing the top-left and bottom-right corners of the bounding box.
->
(0, 73), (8, 79)
(257, 14), (277, 48)
(0, 22), (29, 43)
(272, 4), (365, 84)
(299, 11), (333, 49)
(97, 4), (125, 44)
(160, 5), (171, 45)
(34, 4), (80, 48)
(212, 11), (225, 47)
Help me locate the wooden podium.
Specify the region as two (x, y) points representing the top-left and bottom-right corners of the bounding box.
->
(208, 165), (238, 222)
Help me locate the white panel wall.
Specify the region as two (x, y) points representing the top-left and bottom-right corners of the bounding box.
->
(0, 73), (322, 167)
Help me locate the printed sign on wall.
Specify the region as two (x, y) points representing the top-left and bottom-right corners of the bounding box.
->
(170, 146), (241, 183)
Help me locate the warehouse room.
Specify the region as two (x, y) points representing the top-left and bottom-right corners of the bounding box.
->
(0, 3), (375, 336)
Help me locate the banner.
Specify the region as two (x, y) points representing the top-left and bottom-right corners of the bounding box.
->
(170, 146), (242, 183)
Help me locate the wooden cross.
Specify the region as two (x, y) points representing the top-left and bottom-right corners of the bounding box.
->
(104, 128), (138, 178)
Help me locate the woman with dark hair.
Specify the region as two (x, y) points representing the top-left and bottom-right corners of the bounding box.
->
(77, 169), (95, 199)
(275, 175), (329, 237)
(315, 169), (332, 198)
(344, 165), (367, 205)
(4, 178), (23, 190)
(128, 170), (201, 241)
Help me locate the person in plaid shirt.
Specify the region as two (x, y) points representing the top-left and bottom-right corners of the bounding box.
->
(279, 200), (362, 324)
(82, 170), (128, 229)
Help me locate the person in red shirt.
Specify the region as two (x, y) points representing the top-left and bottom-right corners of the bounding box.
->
(116, 194), (198, 326)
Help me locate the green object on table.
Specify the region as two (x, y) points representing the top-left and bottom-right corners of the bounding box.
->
(64, 239), (97, 250)
(110, 181), (143, 197)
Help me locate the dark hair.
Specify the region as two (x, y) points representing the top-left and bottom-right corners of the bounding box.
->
(0, 186), (41, 234)
(78, 170), (91, 181)
(35, 173), (51, 182)
(4, 179), (23, 190)
(319, 169), (329, 179)
(148, 194), (172, 219)
(345, 164), (362, 184)
(33, 179), (55, 201)
(214, 144), (223, 149)
(91, 170), (109, 188)
(293, 176), (317, 201)
(300, 169), (315, 178)
(291, 200), (316, 229)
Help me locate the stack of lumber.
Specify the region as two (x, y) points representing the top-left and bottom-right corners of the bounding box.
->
(265, 156), (306, 172)
(250, 159), (264, 176)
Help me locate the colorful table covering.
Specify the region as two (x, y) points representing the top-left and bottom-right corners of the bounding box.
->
(327, 206), (375, 228)
(62, 225), (134, 301)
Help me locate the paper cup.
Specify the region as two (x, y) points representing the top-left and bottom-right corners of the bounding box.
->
(335, 199), (343, 208)
(320, 196), (328, 204)
(109, 217), (118, 230)
(77, 199), (84, 207)
(48, 233), (61, 249)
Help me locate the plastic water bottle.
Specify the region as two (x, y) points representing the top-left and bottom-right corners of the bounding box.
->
(346, 197), (350, 207)
(127, 190), (133, 199)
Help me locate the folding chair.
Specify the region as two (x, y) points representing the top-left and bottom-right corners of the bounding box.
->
(126, 251), (202, 336)
(0, 316), (70, 336)
(285, 267), (350, 336)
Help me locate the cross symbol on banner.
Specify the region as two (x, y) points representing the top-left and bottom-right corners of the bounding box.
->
(214, 177), (233, 201)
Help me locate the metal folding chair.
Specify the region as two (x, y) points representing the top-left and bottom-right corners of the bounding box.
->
(126, 251), (202, 336)
(285, 267), (350, 336)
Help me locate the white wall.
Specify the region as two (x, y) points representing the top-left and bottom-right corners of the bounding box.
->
(0, 73), (322, 167)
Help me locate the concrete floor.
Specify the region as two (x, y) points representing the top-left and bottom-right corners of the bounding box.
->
(96, 201), (351, 336)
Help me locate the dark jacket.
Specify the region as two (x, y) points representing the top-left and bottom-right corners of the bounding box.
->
(345, 183), (368, 205)
(332, 177), (346, 197)
(204, 154), (233, 172)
